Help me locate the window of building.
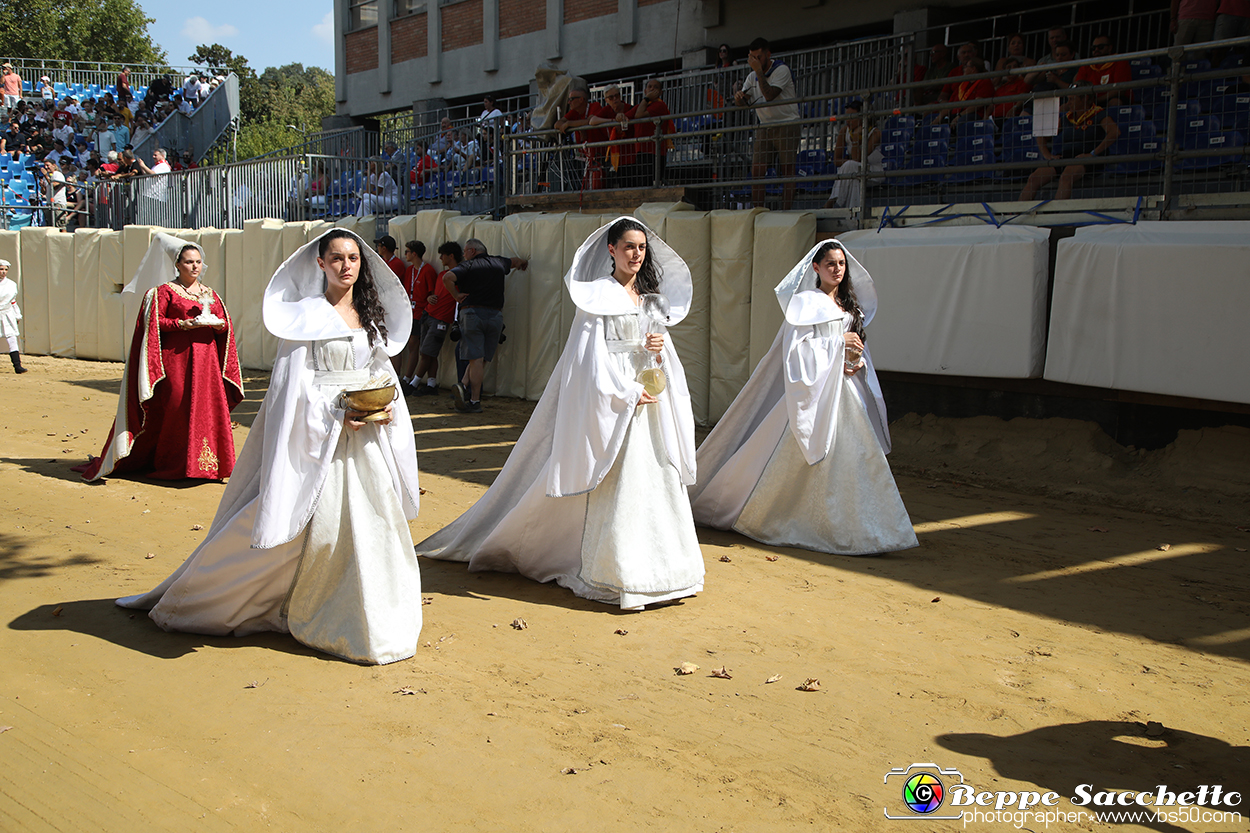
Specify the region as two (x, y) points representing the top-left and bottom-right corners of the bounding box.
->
(349, 0), (378, 29)
(395, 0), (427, 15)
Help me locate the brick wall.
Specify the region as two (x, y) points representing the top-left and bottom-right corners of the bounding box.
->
(564, 0), (615, 24)
(392, 13), (429, 62)
(345, 28), (378, 74)
(443, 0), (484, 51)
(500, 0), (545, 39)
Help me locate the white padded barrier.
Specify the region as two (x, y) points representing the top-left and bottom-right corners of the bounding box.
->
(494, 214), (535, 400)
(524, 213), (567, 399)
(1045, 221), (1250, 403)
(664, 210), (712, 426)
(708, 208), (761, 422)
(840, 226), (1051, 378)
(121, 226), (161, 355)
(18, 227), (56, 356)
(750, 212), (816, 371)
(96, 230), (125, 362)
(72, 230), (102, 360)
(388, 215), (419, 253)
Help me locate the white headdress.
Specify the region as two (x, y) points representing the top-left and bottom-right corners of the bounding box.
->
(263, 227), (411, 355)
(773, 239), (878, 326)
(122, 233), (206, 298)
(563, 216), (692, 322)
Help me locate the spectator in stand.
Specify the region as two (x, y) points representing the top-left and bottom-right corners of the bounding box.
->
(444, 238), (527, 414)
(993, 56), (1033, 119)
(180, 150), (198, 170)
(131, 148), (171, 178)
(402, 240), (448, 395)
(996, 33), (1037, 74)
(1212, 0), (1250, 67)
(431, 117), (457, 169)
(1035, 27), (1079, 66)
(626, 78), (673, 188)
(42, 158), (68, 229)
(1019, 84), (1119, 201)
(357, 157), (400, 216)
(75, 138), (90, 168)
(553, 84), (595, 189)
(1, 119), (23, 153)
(1026, 41), (1079, 92)
(409, 141), (438, 185)
(131, 115), (154, 148)
(63, 96), (82, 120)
(952, 41), (991, 73)
(734, 36), (800, 210)
(100, 150), (121, 176)
(98, 92), (120, 121)
(175, 94), (193, 116)
(1, 63), (20, 118)
(46, 139), (70, 166)
(116, 67), (132, 108)
(111, 115), (130, 150)
(182, 74), (203, 106)
(67, 167), (90, 231)
(555, 83), (615, 188)
(715, 43), (735, 69)
(825, 99), (882, 210)
(1172, 0), (1220, 52)
(52, 115), (75, 146)
(938, 57), (996, 126)
(916, 43), (954, 107)
(39, 76), (54, 101)
(478, 94), (502, 124)
(1075, 35), (1133, 106)
(591, 85), (631, 187)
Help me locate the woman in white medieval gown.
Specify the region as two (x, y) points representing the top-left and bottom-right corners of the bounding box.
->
(690, 239), (917, 555)
(417, 217), (704, 610)
(117, 228), (423, 665)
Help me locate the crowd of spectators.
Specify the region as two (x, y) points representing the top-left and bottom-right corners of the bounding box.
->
(2, 61), (224, 229)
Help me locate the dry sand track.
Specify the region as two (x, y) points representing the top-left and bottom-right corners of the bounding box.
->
(1, 355), (1247, 832)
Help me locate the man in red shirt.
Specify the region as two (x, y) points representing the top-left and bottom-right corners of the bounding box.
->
(398, 240), (443, 393)
(1074, 35), (1132, 106)
(375, 235), (405, 279)
(408, 140), (437, 186)
(407, 240), (456, 395)
(626, 78), (673, 187)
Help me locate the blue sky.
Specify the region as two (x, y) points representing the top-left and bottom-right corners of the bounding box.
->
(140, 1), (336, 73)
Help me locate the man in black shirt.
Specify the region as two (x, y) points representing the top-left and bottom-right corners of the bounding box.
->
(443, 237), (527, 412)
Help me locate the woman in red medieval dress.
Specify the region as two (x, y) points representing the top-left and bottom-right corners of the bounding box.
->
(75, 236), (243, 481)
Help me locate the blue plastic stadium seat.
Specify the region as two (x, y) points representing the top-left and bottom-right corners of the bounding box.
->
(1181, 129), (1244, 169)
(918, 123), (951, 143)
(1153, 99), (1201, 133)
(796, 149), (831, 192)
(899, 139), (948, 185)
(880, 141), (909, 172)
(1005, 115), (1033, 137)
(959, 119), (996, 137)
(948, 135), (997, 182)
(1218, 92), (1250, 133)
(884, 114), (916, 134)
(1181, 114), (1221, 135)
(884, 127), (913, 144)
(1221, 52), (1246, 69)
(1109, 105), (1147, 125)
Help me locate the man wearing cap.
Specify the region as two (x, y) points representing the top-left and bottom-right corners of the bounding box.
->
(52, 115), (74, 147)
(375, 236), (405, 280)
(45, 138), (69, 165)
(443, 238), (527, 413)
(1, 63), (21, 118)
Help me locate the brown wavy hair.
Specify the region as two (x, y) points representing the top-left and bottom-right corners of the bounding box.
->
(607, 218), (662, 296)
(813, 241), (865, 340)
(319, 229), (388, 347)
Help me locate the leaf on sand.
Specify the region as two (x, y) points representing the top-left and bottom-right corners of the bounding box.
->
(765, 555), (779, 562)
(765, 674), (782, 684)
(0, 726), (12, 734)
(51, 606), (64, 617)
(145, 553), (155, 559)
(1237, 547), (1247, 553)
(711, 666), (732, 679)
(422, 597), (433, 605)
(675, 662), (699, 676)
(613, 628), (628, 636)
(797, 678), (821, 692)
(510, 618), (527, 630)
(931, 596), (941, 603)
(244, 679), (268, 689)
(394, 687), (420, 696)
(1087, 526), (1108, 533)
(418, 488), (427, 495)
(191, 524), (204, 531)
(1155, 543), (1171, 551)
(562, 767), (578, 775)
(718, 555), (732, 563)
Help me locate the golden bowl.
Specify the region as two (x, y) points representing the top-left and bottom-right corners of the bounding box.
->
(342, 383), (397, 413)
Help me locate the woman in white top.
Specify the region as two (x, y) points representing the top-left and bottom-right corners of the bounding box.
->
(690, 239), (917, 556)
(825, 100), (883, 210)
(417, 217), (704, 610)
(356, 157), (400, 216)
(117, 228), (423, 665)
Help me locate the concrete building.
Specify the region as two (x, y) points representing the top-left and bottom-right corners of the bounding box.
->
(331, 0), (1011, 123)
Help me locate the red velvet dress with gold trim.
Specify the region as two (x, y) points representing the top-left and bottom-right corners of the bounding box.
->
(81, 282), (244, 481)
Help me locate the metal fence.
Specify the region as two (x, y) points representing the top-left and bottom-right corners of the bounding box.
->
(132, 74), (241, 163)
(8, 58), (229, 97)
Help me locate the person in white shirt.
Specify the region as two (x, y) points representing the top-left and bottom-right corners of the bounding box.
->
(52, 116), (75, 147)
(733, 36), (800, 210)
(39, 76), (54, 101)
(478, 94), (503, 124)
(43, 158), (68, 228)
(356, 156), (400, 216)
(94, 121), (115, 155)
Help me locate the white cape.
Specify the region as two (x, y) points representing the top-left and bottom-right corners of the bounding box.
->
(118, 229), (424, 664)
(418, 218), (703, 608)
(690, 240), (917, 556)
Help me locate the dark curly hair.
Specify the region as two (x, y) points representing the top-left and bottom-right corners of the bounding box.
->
(813, 241), (865, 340)
(319, 229), (388, 347)
(607, 218), (663, 297)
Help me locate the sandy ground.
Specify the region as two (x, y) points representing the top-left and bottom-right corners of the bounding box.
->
(1, 354), (1248, 833)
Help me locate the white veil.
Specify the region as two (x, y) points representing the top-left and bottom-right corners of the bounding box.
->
(563, 216), (693, 320)
(773, 239), (877, 326)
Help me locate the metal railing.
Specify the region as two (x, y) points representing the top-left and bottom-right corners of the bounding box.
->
(8, 59), (229, 97)
(132, 74), (241, 163)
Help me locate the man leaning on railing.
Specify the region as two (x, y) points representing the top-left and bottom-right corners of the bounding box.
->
(734, 37), (800, 210)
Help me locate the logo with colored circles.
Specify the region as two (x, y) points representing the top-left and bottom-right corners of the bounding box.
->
(883, 763), (965, 820)
(902, 772), (944, 813)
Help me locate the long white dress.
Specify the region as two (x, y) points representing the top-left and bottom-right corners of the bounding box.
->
(418, 219), (704, 609)
(690, 242), (918, 556)
(118, 230), (423, 665)
(418, 294), (704, 608)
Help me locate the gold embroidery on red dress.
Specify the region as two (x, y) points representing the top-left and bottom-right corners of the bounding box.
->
(198, 437), (219, 474)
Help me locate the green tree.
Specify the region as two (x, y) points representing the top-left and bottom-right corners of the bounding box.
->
(0, 0), (164, 64)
